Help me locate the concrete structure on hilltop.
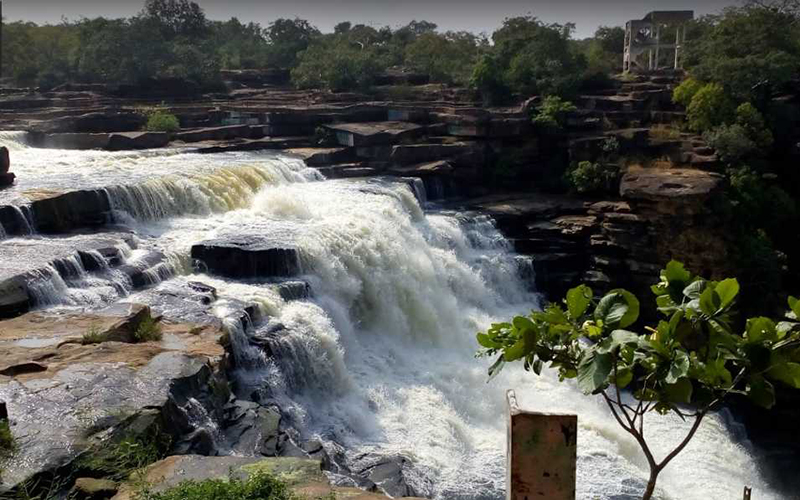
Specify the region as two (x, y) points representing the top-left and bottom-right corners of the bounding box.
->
(623, 11), (694, 73)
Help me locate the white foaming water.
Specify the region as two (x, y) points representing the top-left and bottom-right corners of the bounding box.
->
(133, 178), (780, 500)
(0, 131), (318, 209)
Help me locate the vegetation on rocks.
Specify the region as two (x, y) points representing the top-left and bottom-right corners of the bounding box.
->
(531, 96), (577, 131)
(137, 471), (299, 500)
(78, 426), (170, 481)
(134, 316), (163, 343)
(567, 161), (620, 195)
(0, 419), (15, 476)
(145, 111), (181, 133)
(81, 325), (108, 345)
(478, 260), (800, 499)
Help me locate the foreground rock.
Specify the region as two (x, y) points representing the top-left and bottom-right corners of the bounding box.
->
(112, 455), (426, 500)
(0, 306), (226, 493)
(192, 238), (300, 279)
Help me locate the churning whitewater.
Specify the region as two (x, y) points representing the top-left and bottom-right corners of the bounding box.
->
(0, 134), (782, 499)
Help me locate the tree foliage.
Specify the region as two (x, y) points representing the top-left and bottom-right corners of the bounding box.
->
(478, 261), (800, 499)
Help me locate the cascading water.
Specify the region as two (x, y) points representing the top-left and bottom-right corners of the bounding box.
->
(153, 179), (778, 500)
(0, 133), (784, 499)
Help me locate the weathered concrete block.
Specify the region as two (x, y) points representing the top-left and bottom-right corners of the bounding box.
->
(506, 390), (577, 500)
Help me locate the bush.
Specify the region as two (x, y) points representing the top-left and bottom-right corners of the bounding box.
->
(532, 96), (577, 131)
(145, 111), (180, 133)
(704, 103), (774, 165)
(567, 161), (620, 194)
(138, 471), (298, 500)
(672, 78), (703, 107)
(686, 83), (733, 132)
(134, 316), (163, 343)
(0, 420), (15, 460)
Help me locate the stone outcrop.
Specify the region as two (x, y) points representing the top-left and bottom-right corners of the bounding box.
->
(191, 238), (301, 279)
(0, 147), (13, 188)
(107, 131), (170, 150)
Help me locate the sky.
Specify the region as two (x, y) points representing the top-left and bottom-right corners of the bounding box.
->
(3, 0), (742, 38)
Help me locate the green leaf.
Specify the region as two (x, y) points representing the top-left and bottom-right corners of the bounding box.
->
(487, 356), (506, 381)
(533, 359), (544, 375)
(595, 290), (639, 329)
(664, 377), (693, 404)
(747, 376), (776, 409)
(614, 367), (633, 388)
(699, 287), (721, 316)
(777, 321), (799, 339)
(664, 260), (691, 284)
(513, 316), (535, 332)
(610, 330), (640, 350)
(745, 317), (776, 344)
(768, 361), (800, 389)
(715, 279), (739, 310)
(477, 333), (499, 349)
(503, 339), (528, 362)
(566, 285), (593, 318)
(577, 351), (613, 394)
(666, 351), (690, 384)
(682, 280), (706, 300)
(790, 296), (800, 318)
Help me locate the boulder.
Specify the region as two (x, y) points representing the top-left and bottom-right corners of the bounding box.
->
(30, 188), (112, 233)
(0, 173), (14, 188)
(191, 238), (300, 279)
(0, 147), (9, 173)
(620, 168), (724, 206)
(31, 112), (146, 134)
(107, 132), (169, 151)
(73, 478), (118, 499)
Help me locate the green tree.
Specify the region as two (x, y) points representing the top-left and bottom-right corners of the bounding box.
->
(291, 35), (386, 91)
(264, 18), (320, 68)
(142, 0), (209, 39)
(686, 83), (734, 132)
(405, 31), (485, 85)
(478, 261), (800, 500)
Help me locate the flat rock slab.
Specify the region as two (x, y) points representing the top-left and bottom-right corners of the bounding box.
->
(620, 168), (723, 201)
(323, 121), (423, 147)
(113, 455), (425, 500)
(192, 238), (300, 279)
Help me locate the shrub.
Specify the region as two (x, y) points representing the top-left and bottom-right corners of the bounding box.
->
(686, 83), (733, 132)
(134, 316), (163, 343)
(138, 471), (298, 500)
(532, 96), (577, 131)
(291, 38), (386, 92)
(704, 124), (757, 165)
(145, 111), (180, 133)
(567, 161), (619, 194)
(477, 261), (800, 499)
(672, 78), (703, 107)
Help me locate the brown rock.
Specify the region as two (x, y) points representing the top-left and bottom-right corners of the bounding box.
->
(0, 172), (15, 188)
(74, 478), (118, 499)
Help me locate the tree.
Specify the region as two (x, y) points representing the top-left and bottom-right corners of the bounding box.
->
(477, 261), (800, 500)
(142, 0), (208, 39)
(405, 31), (485, 85)
(264, 18), (320, 68)
(686, 83), (734, 132)
(291, 35), (386, 92)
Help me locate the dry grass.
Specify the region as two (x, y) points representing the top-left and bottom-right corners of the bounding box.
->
(649, 124), (681, 141)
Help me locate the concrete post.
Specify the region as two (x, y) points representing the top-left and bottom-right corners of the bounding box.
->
(654, 25), (661, 71)
(506, 390), (577, 500)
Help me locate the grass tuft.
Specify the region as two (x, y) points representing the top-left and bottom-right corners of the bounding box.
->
(133, 317), (163, 343)
(82, 325), (108, 345)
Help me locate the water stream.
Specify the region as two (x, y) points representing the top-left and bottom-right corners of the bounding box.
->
(0, 133), (782, 499)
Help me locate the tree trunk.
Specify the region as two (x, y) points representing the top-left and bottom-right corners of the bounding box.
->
(642, 469), (658, 500)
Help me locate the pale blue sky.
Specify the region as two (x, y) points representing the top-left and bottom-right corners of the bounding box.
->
(4, 0), (742, 38)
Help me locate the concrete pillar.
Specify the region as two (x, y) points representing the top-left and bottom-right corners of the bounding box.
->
(654, 25), (661, 71)
(506, 390), (577, 500)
